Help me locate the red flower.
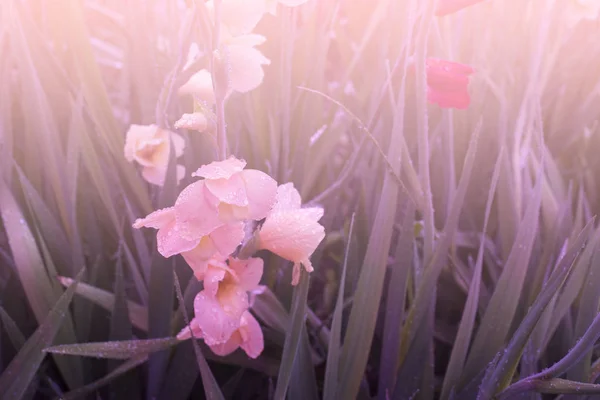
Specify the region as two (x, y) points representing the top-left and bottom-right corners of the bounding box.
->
(425, 58), (474, 109)
(435, 0), (486, 17)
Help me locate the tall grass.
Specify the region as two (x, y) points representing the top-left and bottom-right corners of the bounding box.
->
(2, 0), (600, 399)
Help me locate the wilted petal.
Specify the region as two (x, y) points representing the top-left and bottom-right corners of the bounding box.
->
(228, 44), (270, 93)
(242, 169), (278, 220)
(193, 285), (248, 345)
(179, 69), (216, 105)
(133, 207), (175, 229)
(259, 208), (326, 264)
(174, 181), (223, 240)
(192, 157), (247, 180)
(229, 257), (264, 291)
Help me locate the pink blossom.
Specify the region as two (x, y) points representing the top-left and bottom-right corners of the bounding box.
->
(124, 124), (185, 186)
(176, 256), (264, 347)
(425, 58), (474, 110)
(209, 311), (264, 358)
(258, 183), (325, 285)
(190, 156), (278, 222)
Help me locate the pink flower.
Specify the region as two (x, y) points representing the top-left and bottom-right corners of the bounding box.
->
(257, 183), (325, 285)
(179, 69), (216, 105)
(133, 156), (276, 265)
(435, 0), (487, 16)
(189, 156), (278, 223)
(425, 58), (474, 110)
(124, 124), (185, 186)
(176, 256), (264, 347)
(209, 311), (264, 358)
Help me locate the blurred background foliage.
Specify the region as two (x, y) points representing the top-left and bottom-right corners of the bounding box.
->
(3, 0), (600, 399)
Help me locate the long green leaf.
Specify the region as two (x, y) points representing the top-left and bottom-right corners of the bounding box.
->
(439, 148), (503, 400)
(478, 219), (594, 398)
(58, 276), (148, 332)
(274, 269), (311, 400)
(45, 338), (180, 360)
(0, 180), (83, 389)
(0, 269), (84, 399)
(323, 214), (355, 400)
(461, 160), (544, 384)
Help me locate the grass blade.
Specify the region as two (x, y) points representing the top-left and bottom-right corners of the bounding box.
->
(274, 269), (311, 400)
(0, 269), (84, 399)
(323, 214), (355, 400)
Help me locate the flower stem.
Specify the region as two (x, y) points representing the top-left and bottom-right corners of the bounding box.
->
(212, 0), (228, 160)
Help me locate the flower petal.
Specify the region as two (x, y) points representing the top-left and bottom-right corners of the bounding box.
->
(193, 285), (248, 345)
(124, 124), (158, 163)
(133, 207), (175, 230)
(229, 257), (264, 291)
(174, 181), (223, 240)
(272, 182), (302, 211)
(176, 317), (203, 341)
(171, 133), (186, 158)
(175, 112), (209, 132)
(228, 44), (270, 93)
(242, 169), (278, 220)
(205, 173), (249, 207)
(157, 220), (200, 258)
(259, 209), (326, 263)
(209, 222), (246, 255)
(141, 166), (168, 186)
(192, 157), (247, 180)
(178, 69), (216, 105)
(239, 311), (264, 358)
(204, 264), (228, 297)
(209, 331), (243, 356)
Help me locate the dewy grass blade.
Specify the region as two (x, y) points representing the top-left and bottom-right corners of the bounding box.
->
(0, 269), (84, 399)
(44, 338), (180, 360)
(461, 161), (545, 385)
(0, 179), (84, 389)
(399, 121), (481, 365)
(377, 202), (414, 400)
(569, 233), (600, 382)
(440, 148), (503, 400)
(60, 355), (148, 400)
(323, 213), (355, 400)
(274, 270), (310, 400)
(478, 219), (594, 398)
(58, 277), (148, 332)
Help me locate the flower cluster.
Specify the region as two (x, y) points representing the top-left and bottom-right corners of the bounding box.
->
(133, 156), (325, 358)
(177, 0), (309, 132)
